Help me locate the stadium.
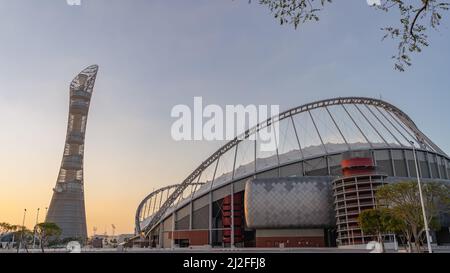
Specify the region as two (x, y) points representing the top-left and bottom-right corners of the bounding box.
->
(133, 97), (450, 249)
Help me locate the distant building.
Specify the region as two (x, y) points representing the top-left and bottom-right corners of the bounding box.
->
(91, 237), (103, 248)
(89, 234), (134, 248)
(0, 233), (16, 249)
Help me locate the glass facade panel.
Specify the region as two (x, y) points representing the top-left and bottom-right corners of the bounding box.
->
(192, 205), (209, 230)
(175, 216), (190, 230)
(176, 205), (190, 221)
(280, 162), (303, 177)
(405, 150), (417, 178)
(304, 157), (328, 176)
(212, 199), (224, 229)
(233, 179), (246, 193)
(193, 194), (209, 211)
(417, 151), (430, 178)
(428, 153), (440, 179)
(162, 215), (173, 232)
(375, 150), (393, 176)
(256, 168), (279, 178)
(211, 191), (229, 246)
(213, 185), (231, 202)
(328, 154), (343, 176)
(447, 159), (450, 179)
(392, 149), (408, 177)
(439, 156), (448, 179)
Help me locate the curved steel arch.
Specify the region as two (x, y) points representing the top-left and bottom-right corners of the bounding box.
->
(142, 96), (446, 236)
(135, 182), (204, 234)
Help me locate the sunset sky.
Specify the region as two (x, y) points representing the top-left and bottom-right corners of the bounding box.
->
(1, 0), (450, 235)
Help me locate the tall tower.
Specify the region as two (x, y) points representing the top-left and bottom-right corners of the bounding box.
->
(46, 65), (99, 241)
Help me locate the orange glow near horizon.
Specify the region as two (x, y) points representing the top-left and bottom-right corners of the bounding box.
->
(0, 95), (222, 236)
(0, 97), (214, 236)
(0, 154), (189, 236)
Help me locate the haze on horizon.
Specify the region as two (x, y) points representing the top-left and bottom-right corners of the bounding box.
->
(1, 0), (450, 236)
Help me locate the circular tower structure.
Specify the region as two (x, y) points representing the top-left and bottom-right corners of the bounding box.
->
(46, 65), (99, 241)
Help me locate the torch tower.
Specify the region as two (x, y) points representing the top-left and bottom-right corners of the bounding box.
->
(46, 65), (99, 241)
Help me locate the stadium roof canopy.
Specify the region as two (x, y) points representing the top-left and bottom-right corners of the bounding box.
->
(136, 97), (448, 235)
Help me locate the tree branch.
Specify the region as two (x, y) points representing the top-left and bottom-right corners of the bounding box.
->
(410, 0), (430, 41)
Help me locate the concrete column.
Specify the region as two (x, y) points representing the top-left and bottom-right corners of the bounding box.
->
(208, 191), (212, 246)
(230, 183), (235, 248)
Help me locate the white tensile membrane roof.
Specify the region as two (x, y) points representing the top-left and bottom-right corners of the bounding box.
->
(137, 97), (448, 235)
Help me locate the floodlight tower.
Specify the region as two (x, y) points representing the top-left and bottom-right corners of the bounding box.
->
(46, 65), (99, 242)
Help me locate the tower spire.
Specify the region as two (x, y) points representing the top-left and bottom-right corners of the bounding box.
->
(46, 65), (99, 242)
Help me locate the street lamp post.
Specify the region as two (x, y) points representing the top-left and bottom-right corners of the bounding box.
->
(32, 208), (40, 249)
(411, 141), (433, 253)
(17, 208), (27, 253)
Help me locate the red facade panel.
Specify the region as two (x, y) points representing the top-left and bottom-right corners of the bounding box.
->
(168, 230), (209, 246)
